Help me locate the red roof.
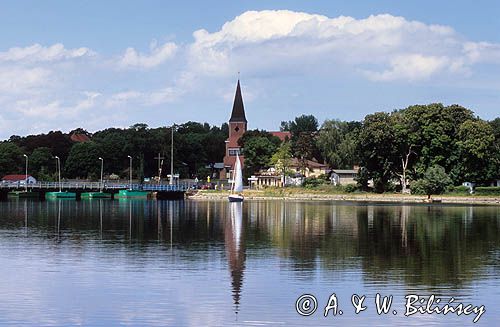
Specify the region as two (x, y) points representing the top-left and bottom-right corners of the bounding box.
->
(70, 133), (91, 143)
(270, 131), (291, 142)
(2, 175), (33, 181)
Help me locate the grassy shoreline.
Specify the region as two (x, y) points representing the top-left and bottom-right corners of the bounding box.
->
(190, 188), (500, 205)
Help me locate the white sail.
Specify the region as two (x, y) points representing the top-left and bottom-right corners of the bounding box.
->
(232, 154), (243, 193)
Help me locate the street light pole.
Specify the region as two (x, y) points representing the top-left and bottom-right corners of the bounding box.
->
(55, 156), (61, 192)
(170, 125), (174, 185)
(99, 157), (104, 192)
(127, 155), (132, 190)
(23, 154), (28, 192)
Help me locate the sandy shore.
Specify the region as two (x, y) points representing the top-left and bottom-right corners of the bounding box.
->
(189, 190), (500, 205)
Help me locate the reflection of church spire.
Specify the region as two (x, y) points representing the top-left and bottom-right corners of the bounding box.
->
(224, 202), (246, 315)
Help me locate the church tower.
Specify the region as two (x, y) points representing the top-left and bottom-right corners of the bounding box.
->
(222, 80), (247, 180)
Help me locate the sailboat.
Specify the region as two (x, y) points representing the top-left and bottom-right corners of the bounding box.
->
(228, 154), (244, 202)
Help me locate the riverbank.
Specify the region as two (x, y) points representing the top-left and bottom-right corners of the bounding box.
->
(189, 189), (500, 205)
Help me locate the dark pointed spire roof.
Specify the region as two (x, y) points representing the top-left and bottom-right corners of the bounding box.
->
(229, 80), (247, 123)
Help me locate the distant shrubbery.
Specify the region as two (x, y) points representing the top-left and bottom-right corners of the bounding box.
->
(303, 177), (327, 188)
(446, 185), (470, 195)
(474, 187), (500, 196)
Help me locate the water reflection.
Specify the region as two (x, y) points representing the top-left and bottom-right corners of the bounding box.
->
(0, 199), (498, 326)
(224, 202), (245, 315)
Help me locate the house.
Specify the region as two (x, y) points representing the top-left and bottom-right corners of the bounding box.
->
(269, 131), (291, 142)
(490, 179), (500, 187)
(2, 174), (37, 185)
(205, 162), (225, 179)
(288, 158), (329, 178)
(249, 168), (304, 189)
(330, 169), (358, 186)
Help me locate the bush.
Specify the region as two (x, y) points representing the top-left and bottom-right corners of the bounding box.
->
(343, 184), (358, 193)
(303, 177), (325, 189)
(410, 165), (452, 196)
(446, 185), (470, 194)
(475, 187), (500, 196)
(410, 179), (428, 195)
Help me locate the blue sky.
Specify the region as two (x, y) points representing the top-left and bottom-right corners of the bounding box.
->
(1, 1), (500, 138)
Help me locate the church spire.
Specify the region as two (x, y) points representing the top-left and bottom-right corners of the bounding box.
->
(229, 80), (247, 123)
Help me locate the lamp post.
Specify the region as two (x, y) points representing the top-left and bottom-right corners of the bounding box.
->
(54, 156), (61, 192)
(23, 154), (28, 192)
(127, 155), (132, 190)
(99, 157), (104, 192)
(170, 125), (175, 185)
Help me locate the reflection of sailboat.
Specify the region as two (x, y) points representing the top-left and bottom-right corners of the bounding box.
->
(228, 154), (244, 202)
(224, 202), (245, 315)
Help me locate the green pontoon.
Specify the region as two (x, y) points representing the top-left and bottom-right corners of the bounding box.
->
(81, 192), (112, 199)
(46, 191), (76, 199)
(8, 191), (39, 198)
(115, 189), (150, 199)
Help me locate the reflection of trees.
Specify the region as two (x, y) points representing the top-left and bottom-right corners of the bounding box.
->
(3, 199), (499, 289)
(244, 202), (500, 288)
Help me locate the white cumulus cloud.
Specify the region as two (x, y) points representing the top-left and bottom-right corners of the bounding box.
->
(118, 41), (177, 69)
(0, 43), (94, 63)
(187, 10), (500, 81)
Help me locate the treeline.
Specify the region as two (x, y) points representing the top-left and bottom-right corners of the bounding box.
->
(0, 103), (499, 192)
(0, 122), (228, 181)
(239, 103), (500, 192)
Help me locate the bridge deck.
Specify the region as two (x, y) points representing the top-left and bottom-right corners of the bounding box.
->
(0, 182), (193, 192)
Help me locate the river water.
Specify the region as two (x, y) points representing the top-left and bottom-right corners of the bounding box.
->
(0, 199), (498, 326)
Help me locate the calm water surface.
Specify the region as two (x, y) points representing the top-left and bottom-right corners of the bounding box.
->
(0, 199), (498, 326)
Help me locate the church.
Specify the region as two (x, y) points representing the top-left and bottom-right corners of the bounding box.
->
(220, 79), (291, 181)
(221, 80), (247, 180)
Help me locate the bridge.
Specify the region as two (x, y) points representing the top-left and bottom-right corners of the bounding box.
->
(0, 181), (195, 200)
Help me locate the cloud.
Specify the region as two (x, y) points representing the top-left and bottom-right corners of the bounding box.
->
(187, 10), (500, 81)
(118, 40), (177, 69)
(0, 43), (94, 63)
(3, 10), (500, 138)
(362, 54), (453, 81)
(0, 66), (52, 93)
(105, 87), (180, 108)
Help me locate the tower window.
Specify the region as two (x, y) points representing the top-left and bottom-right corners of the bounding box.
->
(234, 126), (240, 132)
(228, 148), (241, 156)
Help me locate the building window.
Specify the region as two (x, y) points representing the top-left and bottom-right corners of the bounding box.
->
(228, 148), (241, 156)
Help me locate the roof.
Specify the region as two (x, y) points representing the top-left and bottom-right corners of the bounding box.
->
(205, 162), (225, 169)
(2, 174), (34, 181)
(289, 157), (328, 169)
(270, 131), (291, 142)
(229, 80), (247, 123)
(332, 169), (358, 174)
(70, 133), (91, 143)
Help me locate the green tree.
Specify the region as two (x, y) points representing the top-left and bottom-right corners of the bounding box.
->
(411, 165), (452, 198)
(270, 142), (292, 186)
(357, 112), (398, 192)
(0, 142), (23, 176)
(64, 142), (100, 179)
(242, 136), (280, 178)
(455, 119), (496, 183)
(30, 147), (54, 178)
(316, 119), (360, 169)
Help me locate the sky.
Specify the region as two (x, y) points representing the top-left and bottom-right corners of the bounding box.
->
(1, 0), (500, 139)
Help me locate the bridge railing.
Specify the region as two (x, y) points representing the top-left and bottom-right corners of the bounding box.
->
(0, 181), (194, 191)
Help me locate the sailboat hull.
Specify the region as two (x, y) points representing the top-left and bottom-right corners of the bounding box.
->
(228, 194), (244, 202)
